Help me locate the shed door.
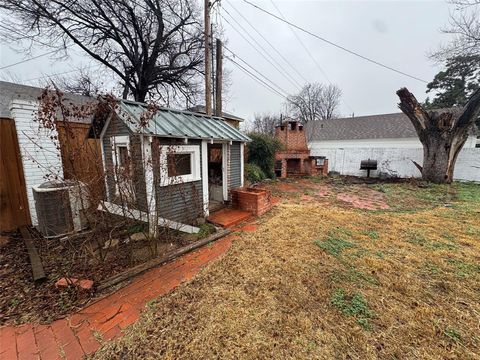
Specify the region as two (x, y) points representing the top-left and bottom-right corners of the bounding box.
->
(0, 118), (31, 231)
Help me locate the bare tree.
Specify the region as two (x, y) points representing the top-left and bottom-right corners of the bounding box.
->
(431, 0), (480, 60)
(0, 0), (204, 103)
(54, 67), (104, 97)
(396, 87), (480, 183)
(286, 83), (341, 123)
(247, 113), (281, 136)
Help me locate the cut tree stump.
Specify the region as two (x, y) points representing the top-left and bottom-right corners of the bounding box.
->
(20, 226), (46, 283)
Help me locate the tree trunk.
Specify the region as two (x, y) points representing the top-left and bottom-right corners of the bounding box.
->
(396, 87), (480, 184)
(420, 134), (467, 183)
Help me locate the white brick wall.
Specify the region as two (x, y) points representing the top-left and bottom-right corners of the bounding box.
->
(309, 135), (478, 149)
(10, 99), (64, 225)
(310, 146), (480, 182)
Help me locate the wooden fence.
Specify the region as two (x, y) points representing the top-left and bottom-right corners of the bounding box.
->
(0, 118), (31, 231)
(56, 121), (104, 190)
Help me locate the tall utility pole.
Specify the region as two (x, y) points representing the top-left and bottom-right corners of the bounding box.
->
(204, 0), (212, 115)
(215, 38), (223, 117)
(211, 23), (215, 115)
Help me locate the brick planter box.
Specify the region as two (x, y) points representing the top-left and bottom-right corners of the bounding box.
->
(231, 187), (272, 216)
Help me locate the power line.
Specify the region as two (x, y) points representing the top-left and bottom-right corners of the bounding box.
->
(269, 0), (330, 83)
(268, 1), (355, 114)
(225, 1), (309, 84)
(223, 44), (289, 97)
(221, 9), (301, 90)
(226, 55), (288, 100)
(241, 0), (428, 83)
(22, 64), (99, 83)
(221, 8), (303, 90)
(0, 23), (58, 48)
(0, 49), (62, 70)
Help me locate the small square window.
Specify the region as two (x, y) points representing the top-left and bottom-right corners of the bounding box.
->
(167, 153), (192, 177)
(316, 158), (325, 166)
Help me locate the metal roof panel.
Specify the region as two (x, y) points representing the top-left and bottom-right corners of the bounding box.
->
(117, 100), (250, 142)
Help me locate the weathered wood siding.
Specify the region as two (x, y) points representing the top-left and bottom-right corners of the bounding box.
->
(57, 121), (104, 195)
(229, 142), (242, 189)
(154, 138), (203, 224)
(102, 115), (147, 211)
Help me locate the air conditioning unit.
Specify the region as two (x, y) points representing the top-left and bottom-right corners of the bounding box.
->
(33, 180), (89, 238)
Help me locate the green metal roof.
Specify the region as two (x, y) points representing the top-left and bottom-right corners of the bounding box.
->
(117, 100), (250, 142)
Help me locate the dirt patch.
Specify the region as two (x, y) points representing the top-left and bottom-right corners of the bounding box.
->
(276, 182), (299, 192)
(0, 222), (215, 326)
(336, 188), (390, 210)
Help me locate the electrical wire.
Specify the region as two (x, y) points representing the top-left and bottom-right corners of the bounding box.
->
(241, 0), (428, 83)
(225, 1), (309, 84)
(268, 0), (355, 114)
(22, 64), (100, 83)
(223, 44), (289, 96)
(225, 55), (289, 100)
(0, 49), (61, 70)
(269, 0), (330, 83)
(221, 8), (303, 89)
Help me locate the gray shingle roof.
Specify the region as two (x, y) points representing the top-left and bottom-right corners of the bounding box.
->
(305, 107), (478, 141)
(118, 100), (250, 142)
(0, 81), (94, 123)
(305, 109), (467, 141)
(305, 112), (416, 141)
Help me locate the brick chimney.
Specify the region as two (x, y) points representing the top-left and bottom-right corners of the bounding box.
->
(275, 120), (308, 151)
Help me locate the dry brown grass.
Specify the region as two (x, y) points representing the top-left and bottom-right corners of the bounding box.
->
(92, 180), (480, 360)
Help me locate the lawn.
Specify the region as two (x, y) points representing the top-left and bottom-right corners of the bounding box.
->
(91, 177), (480, 359)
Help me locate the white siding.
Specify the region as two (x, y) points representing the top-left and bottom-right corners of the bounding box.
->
(10, 100), (63, 225)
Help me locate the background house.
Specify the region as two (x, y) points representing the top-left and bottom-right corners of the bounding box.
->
(306, 112), (480, 181)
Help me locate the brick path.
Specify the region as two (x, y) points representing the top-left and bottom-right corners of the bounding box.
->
(0, 224), (257, 360)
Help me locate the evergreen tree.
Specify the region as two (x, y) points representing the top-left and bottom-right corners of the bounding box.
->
(425, 55), (480, 109)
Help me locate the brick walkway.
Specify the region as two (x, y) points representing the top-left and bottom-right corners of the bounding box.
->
(0, 224), (257, 360)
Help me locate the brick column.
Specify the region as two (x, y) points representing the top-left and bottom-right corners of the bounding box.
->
(281, 159), (287, 178)
(309, 159), (316, 175)
(322, 159), (329, 175)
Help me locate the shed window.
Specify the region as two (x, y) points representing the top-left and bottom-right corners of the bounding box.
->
(110, 135), (135, 202)
(167, 153), (192, 177)
(160, 145), (201, 186)
(117, 145), (129, 167)
(316, 158), (325, 166)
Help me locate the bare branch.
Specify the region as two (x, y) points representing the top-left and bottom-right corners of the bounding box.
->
(0, 0), (204, 103)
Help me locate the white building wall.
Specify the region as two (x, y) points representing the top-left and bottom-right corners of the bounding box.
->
(310, 141), (480, 182)
(10, 99), (64, 225)
(310, 136), (478, 149)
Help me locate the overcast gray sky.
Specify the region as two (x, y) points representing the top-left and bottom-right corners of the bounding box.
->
(0, 0), (454, 122)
